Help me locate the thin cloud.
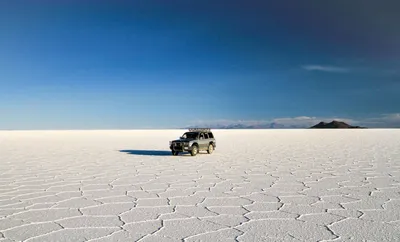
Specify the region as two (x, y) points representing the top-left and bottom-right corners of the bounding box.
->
(302, 65), (349, 73)
(383, 70), (399, 76)
(363, 113), (400, 128)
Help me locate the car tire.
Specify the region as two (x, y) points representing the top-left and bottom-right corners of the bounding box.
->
(172, 151), (179, 156)
(190, 145), (198, 156)
(207, 144), (214, 154)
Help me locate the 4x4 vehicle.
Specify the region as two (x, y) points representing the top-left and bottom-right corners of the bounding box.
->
(169, 128), (216, 156)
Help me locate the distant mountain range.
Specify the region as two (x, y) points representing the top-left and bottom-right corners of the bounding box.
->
(310, 120), (366, 129)
(186, 123), (307, 129)
(186, 120), (366, 129)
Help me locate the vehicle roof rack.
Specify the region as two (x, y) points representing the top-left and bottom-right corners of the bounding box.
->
(188, 128), (211, 132)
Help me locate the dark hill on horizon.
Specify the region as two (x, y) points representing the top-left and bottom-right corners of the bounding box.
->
(310, 120), (366, 129)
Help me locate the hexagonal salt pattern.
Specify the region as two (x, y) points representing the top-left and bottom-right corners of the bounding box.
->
(1, 129), (400, 241)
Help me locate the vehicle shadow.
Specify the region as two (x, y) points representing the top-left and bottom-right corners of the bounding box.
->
(119, 150), (172, 156)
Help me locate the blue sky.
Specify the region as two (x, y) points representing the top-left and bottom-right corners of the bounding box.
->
(1, 0), (399, 129)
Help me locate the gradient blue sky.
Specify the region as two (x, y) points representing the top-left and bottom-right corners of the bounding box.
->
(1, 0), (399, 129)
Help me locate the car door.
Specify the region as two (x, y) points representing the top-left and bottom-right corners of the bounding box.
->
(203, 133), (210, 149)
(199, 133), (207, 150)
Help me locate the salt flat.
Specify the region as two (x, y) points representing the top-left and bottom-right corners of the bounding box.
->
(1, 129), (400, 242)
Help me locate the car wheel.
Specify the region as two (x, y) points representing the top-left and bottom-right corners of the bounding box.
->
(207, 144), (214, 154)
(190, 145), (198, 156)
(172, 151), (179, 156)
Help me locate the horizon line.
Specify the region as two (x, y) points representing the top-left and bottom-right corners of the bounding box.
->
(2, 128), (400, 131)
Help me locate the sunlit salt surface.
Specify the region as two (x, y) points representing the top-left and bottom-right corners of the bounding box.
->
(1, 129), (399, 241)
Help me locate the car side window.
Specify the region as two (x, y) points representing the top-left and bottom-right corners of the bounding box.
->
(199, 133), (204, 139)
(204, 133), (209, 139)
(208, 132), (214, 138)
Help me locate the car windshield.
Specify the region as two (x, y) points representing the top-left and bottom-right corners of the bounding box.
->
(181, 132), (198, 139)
